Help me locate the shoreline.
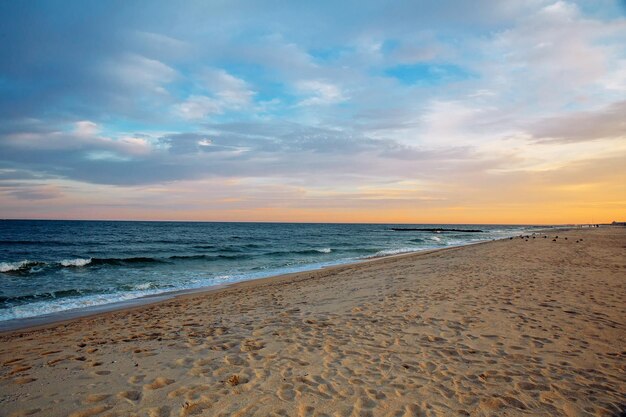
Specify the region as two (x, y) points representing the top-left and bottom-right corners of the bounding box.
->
(0, 226), (575, 334)
(0, 238), (494, 335)
(0, 225), (566, 332)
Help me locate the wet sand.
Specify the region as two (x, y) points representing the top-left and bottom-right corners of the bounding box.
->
(1, 227), (624, 417)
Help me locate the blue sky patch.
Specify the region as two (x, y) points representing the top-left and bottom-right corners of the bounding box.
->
(384, 63), (475, 86)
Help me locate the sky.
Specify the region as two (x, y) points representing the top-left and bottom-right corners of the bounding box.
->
(0, 0), (625, 224)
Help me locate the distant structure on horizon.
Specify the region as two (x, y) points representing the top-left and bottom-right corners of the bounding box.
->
(611, 221), (626, 226)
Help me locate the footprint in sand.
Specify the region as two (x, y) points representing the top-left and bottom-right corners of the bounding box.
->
(118, 390), (141, 403)
(180, 400), (212, 416)
(479, 397), (505, 412)
(276, 383), (296, 401)
(8, 409), (41, 417)
(128, 374), (145, 384)
(297, 404), (316, 417)
(84, 393), (111, 403)
(39, 350), (62, 356)
(68, 405), (113, 417)
(401, 404), (427, 417)
(9, 365), (32, 375)
(13, 377), (37, 385)
(224, 355), (247, 366)
(93, 370), (111, 376)
(144, 377), (175, 390)
(147, 406), (171, 417)
(241, 339), (265, 352)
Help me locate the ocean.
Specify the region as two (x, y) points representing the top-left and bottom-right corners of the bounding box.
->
(0, 220), (544, 324)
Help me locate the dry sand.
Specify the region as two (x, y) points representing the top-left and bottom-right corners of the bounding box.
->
(0, 228), (624, 417)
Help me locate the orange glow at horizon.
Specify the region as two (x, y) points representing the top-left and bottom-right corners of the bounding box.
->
(4, 197), (624, 225)
(1, 149), (624, 225)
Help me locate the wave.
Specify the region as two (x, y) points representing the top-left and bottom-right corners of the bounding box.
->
(169, 254), (209, 260)
(0, 282), (161, 306)
(0, 286), (169, 322)
(0, 240), (75, 246)
(364, 247), (423, 259)
(0, 260), (46, 273)
(154, 239), (205, 244)
(264, 248), (334, 257)
(0, 288), (94, 304)
(218, 246), (246, 253)
(0, 256), (166, 274)
(349, 248), (383, 254)
(168, 254), (251, 261)
(60, 258), (92, 267)
(117, 282), (161, 291)
(2, 252), (272, 274)
(243, 243), (263, 249)
(131, 282), (156, 290)
(89, 257), (165, 266)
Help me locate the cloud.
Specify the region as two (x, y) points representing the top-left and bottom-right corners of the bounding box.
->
(0, 117), (494, 188)
(159, 132), (248, 155)
(74, 121), (100, 137)
(530, 100), (626, 143)
(174, 69), (255, 119)
(202, 69), (255, 107)
(175, 96), (223, 119)
(296, 80), (346, 106)
(104, 53), (177, 95)
(476, 0), (626, 110)
(6, 188), (63, 201)
(131, 31), (191, 61)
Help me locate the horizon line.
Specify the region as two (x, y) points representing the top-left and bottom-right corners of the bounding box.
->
(0, 217), (612, 227)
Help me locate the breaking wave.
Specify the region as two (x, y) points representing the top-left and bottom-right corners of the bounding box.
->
(60, 258), (92, 267)
(0, 260), (45, 273)
(364, 247), (423, 259)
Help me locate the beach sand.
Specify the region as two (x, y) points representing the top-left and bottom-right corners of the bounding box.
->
(1, 228), (624, 417)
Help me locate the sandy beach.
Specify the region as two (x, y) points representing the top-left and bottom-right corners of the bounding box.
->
(0, 227), (624, 417)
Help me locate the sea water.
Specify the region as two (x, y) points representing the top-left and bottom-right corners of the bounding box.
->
(0, 220), (544, 322)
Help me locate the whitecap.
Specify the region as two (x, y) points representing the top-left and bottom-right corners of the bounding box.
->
(0, 260), (33, 273)
(316, 248), (332, 253)
(60, 258), (92, 267)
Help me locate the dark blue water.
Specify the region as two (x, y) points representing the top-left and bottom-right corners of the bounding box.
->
(0, 220), (542, 321)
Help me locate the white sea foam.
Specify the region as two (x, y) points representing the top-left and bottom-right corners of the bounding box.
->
(0, 289), (164, 322)
(366, 247), (422, 258)
(430, 236), (442, 242)
(316, 248), (332, 253)
(60, 258), (92, 267)
(132, 282), (154, 290)
(0, 260), (32, 273)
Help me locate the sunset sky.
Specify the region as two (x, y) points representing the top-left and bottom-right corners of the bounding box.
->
(1, 0), (625, 224)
